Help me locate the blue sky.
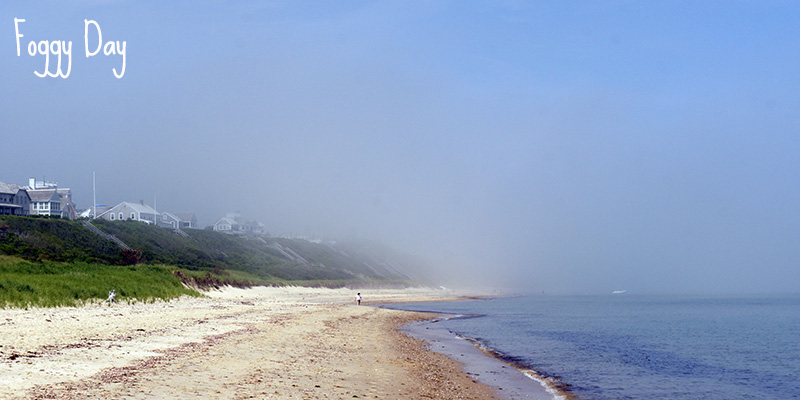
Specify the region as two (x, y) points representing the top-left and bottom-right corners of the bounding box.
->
(2, 1), (799, 294)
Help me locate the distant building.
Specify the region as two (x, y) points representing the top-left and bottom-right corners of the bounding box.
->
(96, 201), (158, 224)
(213, 213), (267, 236)
(157, 212), (198, 229)
(174, 213), (198, 229)
(28, 189), (61, 217)
(26, 178), (77, 219)
(157, 212), (181, 229)
(0, 181), (31, 216)
(212, 215), (240, 234)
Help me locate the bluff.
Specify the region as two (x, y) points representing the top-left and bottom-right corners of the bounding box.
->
(0, 216), (421, 286)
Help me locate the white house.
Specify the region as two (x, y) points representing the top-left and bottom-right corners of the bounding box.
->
(213, 215), (238, 233)
(213, 213), (254, 235)
(96, 201), (158, 224)
(213, 213), (267, 236)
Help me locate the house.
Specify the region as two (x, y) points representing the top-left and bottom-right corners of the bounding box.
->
(28, 189), (61, 217)
(157, 212), (198, 229)
(174, 213), (198, 229)
(26, 178), (77, 219)
(96, 201), (158, 224)
(252, 221), (269, 236)
(213, 213), (254, 235)
(212, 215), (239, 234)
(213, 213), (266, 236)
(0, 181), (31, 216)
(157, 212), (179, 229)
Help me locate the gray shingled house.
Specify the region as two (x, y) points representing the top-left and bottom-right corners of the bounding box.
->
(28, 189), (62, 217)
(96, 201), (159, 224)
(0, 181), (31, 216)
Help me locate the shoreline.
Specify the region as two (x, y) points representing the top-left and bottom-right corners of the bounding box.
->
(0, 286), (500, 399)
(395, 311), (565, 400)
(381, 296), (571, 400)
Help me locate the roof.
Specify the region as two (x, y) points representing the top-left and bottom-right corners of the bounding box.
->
(175, 213), (196, 222)
(97, 201), (158, 218)
(27, 189), (60, 202)
(160, 212), (179, 221)
(119, 201), (158, 214)
(214, 217), (236, 226)
(0, 182), (25, 195)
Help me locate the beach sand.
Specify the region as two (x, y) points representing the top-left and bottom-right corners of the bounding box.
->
(0, 287), (500, 399)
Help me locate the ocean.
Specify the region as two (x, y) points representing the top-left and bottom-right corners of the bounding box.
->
(387, 294), (800, 400)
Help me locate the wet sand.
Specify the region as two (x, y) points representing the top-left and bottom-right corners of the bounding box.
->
(0, 287), (499, 399)
(402, 317), (561, 400)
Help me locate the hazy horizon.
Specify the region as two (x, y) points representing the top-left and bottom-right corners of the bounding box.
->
(2, 1), (799, 295)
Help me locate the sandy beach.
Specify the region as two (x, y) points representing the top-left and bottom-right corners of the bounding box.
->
(0, 287), (501, 399)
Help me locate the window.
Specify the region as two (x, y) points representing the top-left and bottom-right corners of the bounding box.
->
(110, 213), (115, 220)
(163, 214), (167, 220)
(131, 212), (136, 220)
(119, 212), (123, 220)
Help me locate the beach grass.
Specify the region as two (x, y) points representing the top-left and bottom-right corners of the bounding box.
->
(0, 255), (421, 308)
(0, 256), (200, 308)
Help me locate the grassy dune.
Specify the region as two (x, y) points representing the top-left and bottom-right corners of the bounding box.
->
(0, 216), (422, 307)
(0, 256), (199, 308)
(0, 255), (397, 308)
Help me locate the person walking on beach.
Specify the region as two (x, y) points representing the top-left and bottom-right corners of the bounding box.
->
(106, 289), (116, 304)
(355, 292), (362, 306)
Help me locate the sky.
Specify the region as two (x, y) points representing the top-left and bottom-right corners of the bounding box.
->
(2, 1), (799, 295)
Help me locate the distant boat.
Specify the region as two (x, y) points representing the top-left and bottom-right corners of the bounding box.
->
(612, 290), (627, 294)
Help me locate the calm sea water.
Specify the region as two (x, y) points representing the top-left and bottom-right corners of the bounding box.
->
(388, 295), (800, 400)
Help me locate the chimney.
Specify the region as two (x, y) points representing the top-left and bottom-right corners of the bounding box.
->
(29, 177), (35, 189)
(140, 199), (144, 205)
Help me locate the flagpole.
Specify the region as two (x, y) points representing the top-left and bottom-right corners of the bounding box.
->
(92, 171), (96, 219)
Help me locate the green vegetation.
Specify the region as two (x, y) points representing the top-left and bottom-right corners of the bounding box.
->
(89, 219), (408, 281)
(0, 256), (198, 308)
(0, 217), (122, 264)
(0, 215), (421, 307)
